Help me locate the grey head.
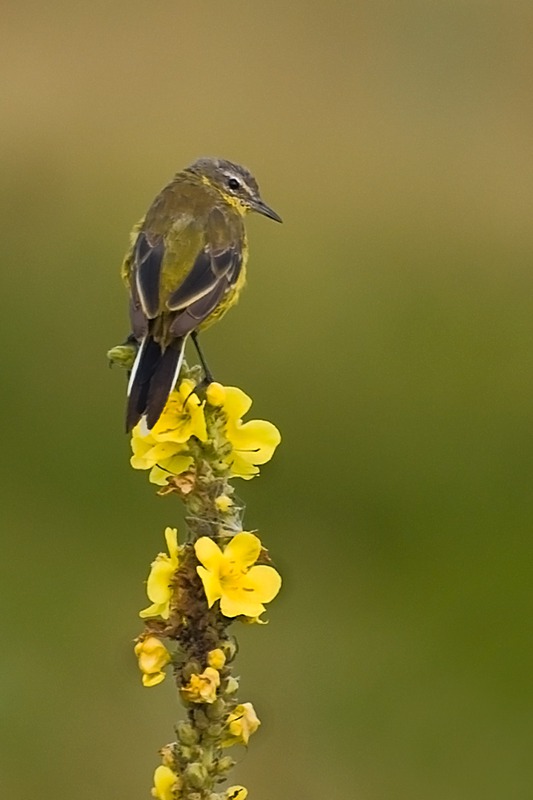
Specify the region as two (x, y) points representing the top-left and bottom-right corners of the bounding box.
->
(186, 156), (282, 222)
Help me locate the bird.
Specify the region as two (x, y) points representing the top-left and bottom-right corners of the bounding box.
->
(121, 157), (282, 432)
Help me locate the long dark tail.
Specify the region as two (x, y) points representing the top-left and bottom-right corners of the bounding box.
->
(125, 336), (186, 432)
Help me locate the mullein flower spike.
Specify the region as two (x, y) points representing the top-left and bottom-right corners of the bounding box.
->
(127, 375), (281, 799)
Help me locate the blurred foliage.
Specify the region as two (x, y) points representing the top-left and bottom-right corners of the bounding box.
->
(2, 2), (533, 798)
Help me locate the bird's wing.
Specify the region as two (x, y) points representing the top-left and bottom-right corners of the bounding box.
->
(166, 207), (243, 337)
(133, 231), (165, 319)
(131, 200), (198, 321)
(121, 217), (145, 285)
(166, 242), (240, 310)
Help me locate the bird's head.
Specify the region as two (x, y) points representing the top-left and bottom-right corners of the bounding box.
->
(187, 157), (282, 223)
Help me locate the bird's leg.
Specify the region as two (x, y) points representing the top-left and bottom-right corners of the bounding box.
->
(191, 331), (214, 385)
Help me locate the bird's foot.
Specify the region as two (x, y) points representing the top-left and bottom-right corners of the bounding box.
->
(184, 374), (216, 406)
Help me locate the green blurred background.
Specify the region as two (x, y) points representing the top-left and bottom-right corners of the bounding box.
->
(2, 1), (533, 798)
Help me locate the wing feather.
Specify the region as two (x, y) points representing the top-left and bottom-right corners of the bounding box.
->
(169, 277), (230, 337)
(165, 206), (242, 324)
(166, 243), (239, 311)
(134, 232), (165, 318)
(166, 249), (219, 311)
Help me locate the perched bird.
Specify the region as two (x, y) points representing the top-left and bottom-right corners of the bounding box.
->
(121, 157), (282, 432)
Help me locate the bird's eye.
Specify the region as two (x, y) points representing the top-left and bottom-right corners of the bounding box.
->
(227, 177), (241, 191)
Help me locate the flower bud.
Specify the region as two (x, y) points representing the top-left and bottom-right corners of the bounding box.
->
(184, 762), (208, 789)
(220, 639), (238, 663)
(206, 722), (224, 739)
(176, 721), (198, 746)
(107, 342), (137, 370)
(207, 648), (226, 670)
(206, 382), (226, 406)
(215, 495), (233, 513)
(181, 660), (202, 681)
(216, 756), (235, 775)
(192, 708), (210, 730)
(223, 677), (239, 696)
(206, 698), (226, 721)
(178, 745), (192, 762)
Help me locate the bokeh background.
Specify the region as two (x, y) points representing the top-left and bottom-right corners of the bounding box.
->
(2, 2), (533, 798)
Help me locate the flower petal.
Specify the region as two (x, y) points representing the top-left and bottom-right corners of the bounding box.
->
(149, 465), (172, 485)
(164, 528), (179, 562)
(228, 420), (281, 465)
(195, 537), (223, 571)
(139, 601), (166, 619)
(146, 560), (175, 604)
(148, 383), (208, 444)
(223, 532), (261, 568)
(147, 441), (183, 461)
(220, 593), (266, 619)
(131, 435), (154, 457)
(244, 565), (282, 603)
(196, 566), (222, 608)
(142, 671), (166, 687)
(177, 378), (198, 403)
(164, 454), (193, 474)
(223, 386), (252, 420)
(130, 435), (158, 469)
(225, 787), (248, 800)
(131, 453), (151, 470)
(227, 455), (259, 480)
(152, 765), (178, 800)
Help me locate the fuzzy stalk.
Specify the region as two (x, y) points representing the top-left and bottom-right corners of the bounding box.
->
(126, 362), (280, 800)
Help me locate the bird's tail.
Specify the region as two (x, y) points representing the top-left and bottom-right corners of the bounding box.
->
(125, 336), (186, 432)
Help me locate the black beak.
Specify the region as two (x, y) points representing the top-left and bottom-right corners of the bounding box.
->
(253, 199), (283, 223)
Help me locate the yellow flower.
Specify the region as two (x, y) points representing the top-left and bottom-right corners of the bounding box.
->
(130, 380), (206, 485)
(223, 702), (260, 747)
(180, 667), (220, 704)
(215, 494), (234, 513)
(140, 528), (179, 619)
(151, 765), (179, 800)
(207, 648), (226, 670)
(195, 532), (281, 618)
(131, 429), (193, 486)
(225, 787), (248, 800)
(150, 380), (207, 443)
(134, 636), (171, 687)
(207, 384), (280, 479)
